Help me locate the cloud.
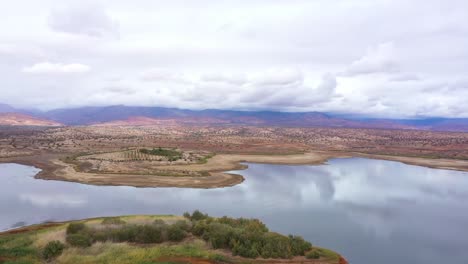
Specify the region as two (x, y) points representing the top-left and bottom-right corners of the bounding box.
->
(19, 193), (86, 207)
(1, 0), (468, 117)
(0, 44), (45, 59)
(389, 73), (420, 82)
(22, 62), (91, 74)
(345, 42), (398, 76)
(133, 68), (336, 110)
(251, 68), (304, 86)
(201, 72), (247, 85)
(48, 3), (119, 38)
(139, 68), (186, 83)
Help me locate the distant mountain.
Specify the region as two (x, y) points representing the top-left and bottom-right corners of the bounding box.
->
(0, 103), (16, 113)
(39, 105), (416, 129)
(0, 113), (62, 127)
(0, 103), (467, 132)
(396, 118), (468, 132)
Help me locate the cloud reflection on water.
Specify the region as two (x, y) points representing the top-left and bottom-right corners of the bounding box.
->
(1, 158), (468, 264)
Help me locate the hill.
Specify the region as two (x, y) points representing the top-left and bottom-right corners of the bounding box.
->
(1, 103), (468, 131)
(40, 105), (417, 130)
(0, 113), (62, 127)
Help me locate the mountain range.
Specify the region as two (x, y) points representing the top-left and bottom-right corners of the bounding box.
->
(0, 103), (467, 132)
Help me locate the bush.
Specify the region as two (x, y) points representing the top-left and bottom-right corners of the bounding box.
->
(190, 210), (209, 221)
(66, 233), (92, 247)
(42, 240), (65, 260)
(135, 225), (164, 244)
(260, 232), (292, 259)
(66, 223), (86, 234)
(289, 235), (312, 256)
(173, 220), (191, 232)
(102, 217), (125, 225)
(167, 225), (187, 242)
(153, 219), (168, 228)
(192, 220), (208, 236)
(204, 223), (235, 249)
(112, 225), (139, 242)
(306, 251), (320, 259)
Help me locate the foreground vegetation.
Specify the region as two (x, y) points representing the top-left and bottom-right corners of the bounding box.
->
(0, 212), (344, 264)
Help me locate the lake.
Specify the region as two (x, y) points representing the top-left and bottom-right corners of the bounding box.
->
(1, 158), (468, 264)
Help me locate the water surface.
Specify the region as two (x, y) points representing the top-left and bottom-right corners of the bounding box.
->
(1, 158), (468, 264)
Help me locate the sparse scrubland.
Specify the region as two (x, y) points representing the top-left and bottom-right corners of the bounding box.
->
(1, 125), (468, 188)
(0, 211), (345, 264)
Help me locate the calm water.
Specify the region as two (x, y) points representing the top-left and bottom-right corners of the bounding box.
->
(1, 158), (468, 264)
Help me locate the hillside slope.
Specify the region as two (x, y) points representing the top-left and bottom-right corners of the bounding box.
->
(0, 113), (62, 126)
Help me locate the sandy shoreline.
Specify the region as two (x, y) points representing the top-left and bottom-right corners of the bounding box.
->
(1, 151), (468, 188)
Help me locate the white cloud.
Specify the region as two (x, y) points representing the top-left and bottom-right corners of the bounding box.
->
(20, 193), (86, 207)
(0, 0), (468, 117)
(140, 68), (187, 83)
(22, 62), (91, 74)
(48, 3), (119, 38)
(201, 72), (247, 85)
(345, 42), (398, 76)
(251, 68), (304, 86)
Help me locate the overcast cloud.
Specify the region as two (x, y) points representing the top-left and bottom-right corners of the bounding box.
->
(1, 0), (468, 117)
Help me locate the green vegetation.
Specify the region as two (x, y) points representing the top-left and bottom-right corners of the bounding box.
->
(139, 147), (182, 161)
(66, 222), (86, 235)
(101, 217), (126, 225)
(185, 211), (312, 259)
(42, 240), (65, 260)
(66, 233), (92, 247)
(0, 213), (342, 264)
(0, 234), (37, 261)
(307, 247), (341, 261)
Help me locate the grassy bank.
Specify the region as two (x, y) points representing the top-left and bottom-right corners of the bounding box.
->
(0, 212), (344, 264)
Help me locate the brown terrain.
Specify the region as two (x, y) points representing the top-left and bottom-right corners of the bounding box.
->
(1, 124), (468, 188)
(0, 113), (62, 127)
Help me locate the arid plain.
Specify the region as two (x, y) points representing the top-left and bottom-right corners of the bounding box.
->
(1, 125), (468, 188)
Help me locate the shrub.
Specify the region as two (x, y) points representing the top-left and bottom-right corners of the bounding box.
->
(209, 254), (231, 262)
(289, 235), (312, 256)
(102, 217), (125, 225)
(153, 219), (168, 228)
(191, 210), (209, 221)
(111, 225), (139, 242)
(135, 225), (164, 244)
(42, 241), (65, 260)
(173, 220), (191, 232)
(204, 223), (235, 249)
(92, 229), (110, 242)
(306, 251), (320, 259)
(66, 233), (92, 247)
(260, 232), (292, 259)
(167, 225), (187, 242)
(66, 223), (86, 235)
(192, 220), (208, 236)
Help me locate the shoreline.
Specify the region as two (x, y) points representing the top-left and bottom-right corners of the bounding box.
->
(1, 151), (468, 188)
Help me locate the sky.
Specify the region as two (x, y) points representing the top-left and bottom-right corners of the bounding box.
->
(1, 0), (468, 118)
